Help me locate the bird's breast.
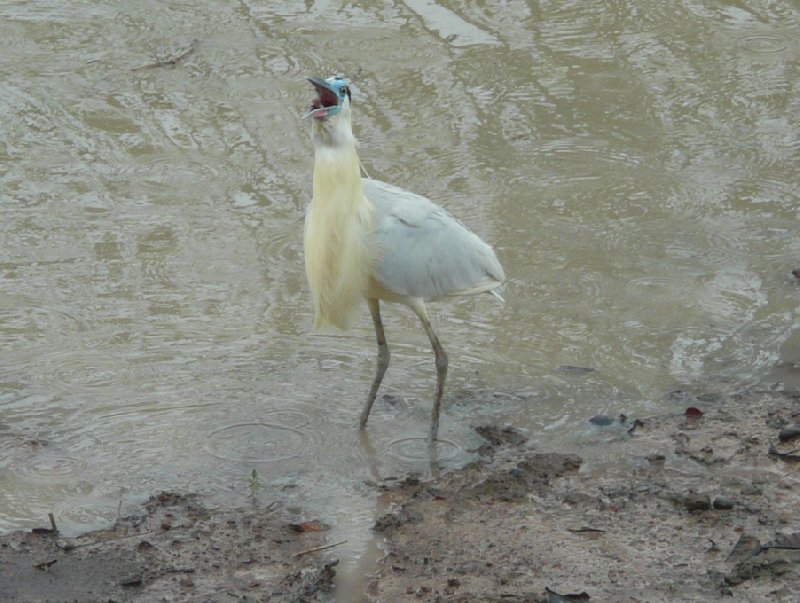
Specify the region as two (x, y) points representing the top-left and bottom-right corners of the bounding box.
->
(304, 171), (377, 330)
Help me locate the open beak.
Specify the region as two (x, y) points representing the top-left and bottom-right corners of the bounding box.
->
(304, 76), (340, 120)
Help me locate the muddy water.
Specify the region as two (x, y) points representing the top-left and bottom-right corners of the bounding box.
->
(1, 0), (798, 592)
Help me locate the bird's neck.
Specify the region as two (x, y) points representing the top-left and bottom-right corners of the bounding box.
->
(306, 133), (375, 330)
(312, 141), (364, 212)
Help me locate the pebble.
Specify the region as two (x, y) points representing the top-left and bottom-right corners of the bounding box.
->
(713, 497), (735, 510)
(589, 414), (615, 426)
(119, 575), (142, 587)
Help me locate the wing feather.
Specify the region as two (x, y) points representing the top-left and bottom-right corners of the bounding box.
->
(363, 178), (505, 301)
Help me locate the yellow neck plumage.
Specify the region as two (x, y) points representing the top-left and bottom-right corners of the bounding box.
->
(305, 142), (376, 330)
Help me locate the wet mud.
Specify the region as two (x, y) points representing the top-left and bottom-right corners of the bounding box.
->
(0, 492), (338, 602)
(1, 389), (799, 602)
(369, 389), (800, 602)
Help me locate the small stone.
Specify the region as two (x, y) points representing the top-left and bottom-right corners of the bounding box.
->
(120, 575), (142, 587)
(589, 415), (615, 426)
(713, 497), (735, 510)
(55, 539), (75, 551)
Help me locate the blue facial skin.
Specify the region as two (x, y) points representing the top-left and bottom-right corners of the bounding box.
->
(322, 77), (349, 117)
(327, 77), (348, 98)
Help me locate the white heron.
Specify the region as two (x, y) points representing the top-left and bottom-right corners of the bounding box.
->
(303, 75), (505, 442)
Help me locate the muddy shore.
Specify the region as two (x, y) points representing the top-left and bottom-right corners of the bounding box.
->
(1, 389), (798, 602)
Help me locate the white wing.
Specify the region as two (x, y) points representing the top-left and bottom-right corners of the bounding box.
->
(363, 178), (505, 301)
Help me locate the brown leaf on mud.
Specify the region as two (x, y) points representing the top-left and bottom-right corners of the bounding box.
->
(685, 407), (703, 417)
(288, 520), (329, 533)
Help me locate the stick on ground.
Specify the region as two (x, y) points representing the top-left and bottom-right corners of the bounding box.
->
(293, 539), (347, 558)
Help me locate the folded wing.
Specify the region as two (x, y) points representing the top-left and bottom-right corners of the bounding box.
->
(363, 178), (505, 301)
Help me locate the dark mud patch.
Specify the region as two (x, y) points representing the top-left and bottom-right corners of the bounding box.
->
(465, 453), (582, 503)
(473, 424), (529, 456)
(0, 492), (338, 602)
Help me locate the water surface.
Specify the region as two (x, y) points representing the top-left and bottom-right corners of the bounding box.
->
(1, 0), (798, 586)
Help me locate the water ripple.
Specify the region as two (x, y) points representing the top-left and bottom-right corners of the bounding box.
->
(386, 436), (462, 463)
(738, 34), (788, 55)
(205, 422), (308, 463)
(1, 0), (798, 543)
(38, 351), (128, 394)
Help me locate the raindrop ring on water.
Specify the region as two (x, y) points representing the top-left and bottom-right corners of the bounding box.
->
(18, 455), (81, 483)
(740, 34), (787, 54)
(386, 436), (462, 463)
(260, 409), (313, 429)
(205, 422), (307, 463)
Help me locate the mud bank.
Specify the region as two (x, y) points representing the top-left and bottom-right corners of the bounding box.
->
(0, 492), (338, 602)
(1, 390), (798, 602)
(369, 390), (800, 602)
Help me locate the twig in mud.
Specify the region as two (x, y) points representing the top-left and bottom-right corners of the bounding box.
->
(132, 39), (201, 71)
(293, 539), (347, 558)
(48, 512), (58, 533)
(33, 559), (57, 571)
(56, 529), (154, 551)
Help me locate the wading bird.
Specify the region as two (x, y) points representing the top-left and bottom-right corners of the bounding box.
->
(303, 75), (505, 442)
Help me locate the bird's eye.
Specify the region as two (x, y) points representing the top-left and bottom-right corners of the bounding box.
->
(340, 86), (350, 99)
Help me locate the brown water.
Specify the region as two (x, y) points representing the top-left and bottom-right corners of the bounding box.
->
(1, 0), (798, 594)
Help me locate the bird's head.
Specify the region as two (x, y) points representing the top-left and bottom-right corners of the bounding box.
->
(305, 75), (353, 147)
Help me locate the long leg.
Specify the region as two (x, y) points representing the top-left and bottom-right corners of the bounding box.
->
(410, 300), (448, 443)
(360, 298), (390, 428)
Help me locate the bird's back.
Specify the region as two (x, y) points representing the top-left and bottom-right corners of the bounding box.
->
(363, 178), (505, 302)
